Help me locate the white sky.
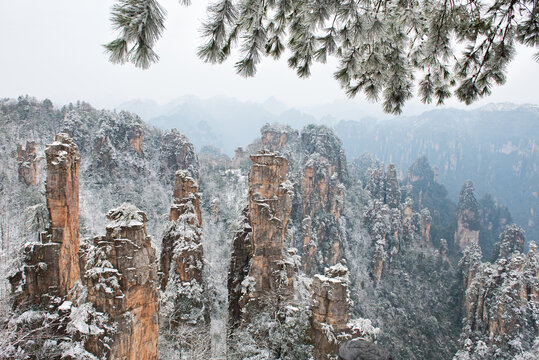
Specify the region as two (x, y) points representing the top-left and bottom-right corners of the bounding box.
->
(0, 0), (537, 115)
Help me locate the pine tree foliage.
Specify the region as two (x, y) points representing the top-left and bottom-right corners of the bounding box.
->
(105, 0), (167, 69)
(108, 0), (538, 114)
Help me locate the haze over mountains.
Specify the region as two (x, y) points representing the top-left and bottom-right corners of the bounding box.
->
(119, 97), (539, 244)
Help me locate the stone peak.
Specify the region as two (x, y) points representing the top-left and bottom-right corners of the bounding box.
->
(106, 203), (148, 229)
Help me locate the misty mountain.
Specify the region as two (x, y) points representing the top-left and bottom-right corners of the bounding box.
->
(334, 104), (539, 244)
(119, 96), (320, 155)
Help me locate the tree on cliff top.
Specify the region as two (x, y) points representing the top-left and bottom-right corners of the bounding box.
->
(105, 0), (537, 114)
(457, 180), (480, 230)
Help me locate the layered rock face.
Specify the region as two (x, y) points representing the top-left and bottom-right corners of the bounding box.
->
(9, 134), (159, 360)
(311, 264), (352, 360)
(300, 125), (347, 276)
(15, 141), (38, 185)
(260, 123), (299, 154)
(228, 151), (294, 321)
(45, 133), (81, 297)
(454, 181), (481, 252)
(228, 208), (252, 321)
(247, 151), (294, 300)
(160, 169), (206, 325)
(257, 124), (347, 276)
(81, 204), (159, 360)
(457, 225), (538, 358)
(10, 134), (81, 303)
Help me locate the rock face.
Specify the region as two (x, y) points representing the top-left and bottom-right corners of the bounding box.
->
(248, 152), (294, 299)
(299, 125), (347, 276)
(9, 134), (159, 360)
(457, 225), (539, 358)
(127, 123), (144, 154)
(228, 151), (294, 322)
(260, 123), (299, 154)
(45, 133), (81, 297)
(160, 169), (206, 325)
(454, 181), (480, 252)
(81, 204), (159, 360)
(311, 264), (352, 360)
(228, 208), (252, 321)
(257, 124), (347, 277)
(11, 133), (81, 304)
(91, 112), (146, 173)
(420, 208), (432, 243)
(160, 129), (199, 184)
(16, 141), (38, 185)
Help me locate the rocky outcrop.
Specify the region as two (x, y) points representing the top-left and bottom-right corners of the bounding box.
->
(9, 134), (159, 360)
(247, 151), (294, 301)
(91, 112), (146, 172)
(491, 224), (525, 261)
(338, 339), (392, 360)
(45, 133), (81, 297)
(300, 125), (347, 276)
(384, 164), (400, 209)
(127, 123), (144, 154)
(81, 204), (159, 360)
(15, 141), (38, 185)
(260, 123), (299, 154)
(10, 134), (81, 304)
(160, 129), (199, 184)
(454, 181), (480, 252)
(160, 169), (206, 325)
(228, 151), (294, 322)
(312, 264), (353, 360)
(457, 225), (539, 358)
(161, 170), (203, 286)
(257, 124), (347, 276)
(228, 208), (252, 322)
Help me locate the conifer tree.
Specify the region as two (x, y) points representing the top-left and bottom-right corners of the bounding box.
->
(107, 0), (538, 113)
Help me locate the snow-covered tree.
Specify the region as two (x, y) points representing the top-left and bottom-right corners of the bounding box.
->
(107, 0), (538, 113)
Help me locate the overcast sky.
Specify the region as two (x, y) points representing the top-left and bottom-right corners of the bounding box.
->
(1, 0), (537, 116)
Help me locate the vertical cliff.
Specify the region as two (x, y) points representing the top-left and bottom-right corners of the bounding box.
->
(10, 133), (81, 304)
(228, 150), (294, 323)
(260, 123), (299, 156)
(45, 133), (81, 297)
(363, 162), (433, 284)
(7, 134), (159, 360)
(15, 141), (38, 186)
(256, 124), (347, 277)
(159, 129), (199, 184)
(311, 264), (357, 360)
(160, 169), (207, 326)
(457, 225), (538, 358)
(300, 125), (347, 276)
(454, 181), (480, 253)
(227, 207), (252, 322)
(81, 204), (159, 360)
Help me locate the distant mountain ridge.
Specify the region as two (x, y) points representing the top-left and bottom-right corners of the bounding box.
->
(334, 105), (539, 244)
(119, 96), (538, 243)
(119, 96), (320, 155)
